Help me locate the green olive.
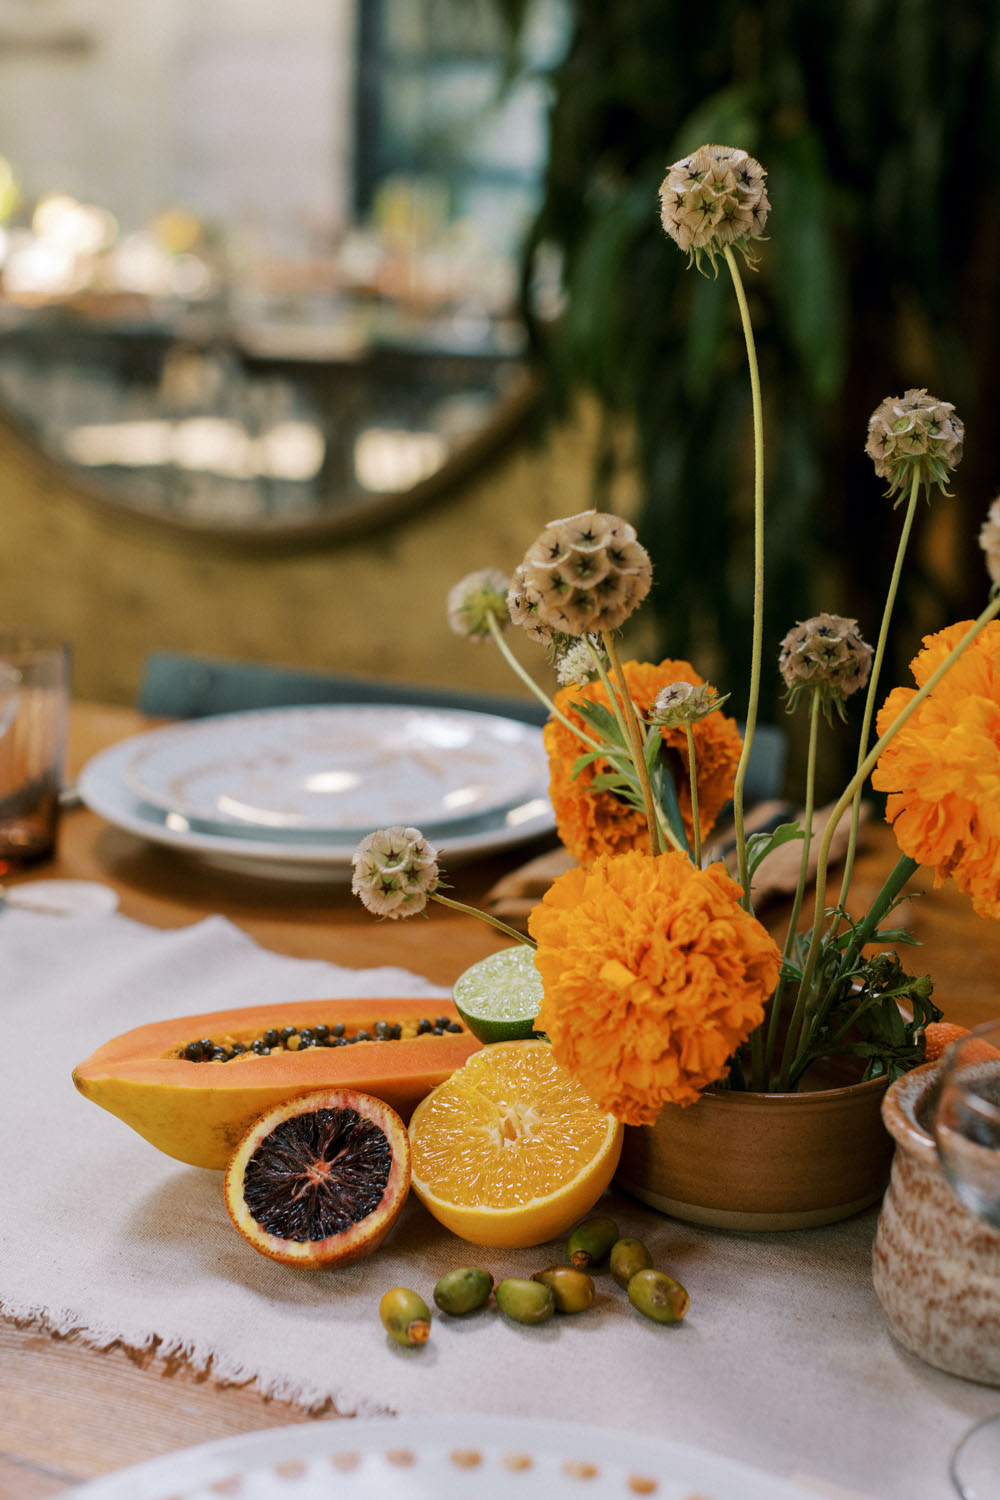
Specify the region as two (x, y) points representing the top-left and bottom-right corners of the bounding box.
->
(609, 1236), (653, 1288)
(495, 1277), (555, 1325)
(532, 1265), (595, 1313)
(380, 1286), (432, 1346)
(627, 1268), (690, 1325)
(433, 1267), (494, 1316)
(567, 1215), (620, 1269)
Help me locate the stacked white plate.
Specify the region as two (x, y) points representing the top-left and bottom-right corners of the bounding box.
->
(79, 703), (554, 880)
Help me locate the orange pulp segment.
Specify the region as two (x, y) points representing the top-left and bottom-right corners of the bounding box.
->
(407, 1040), (623, 1248)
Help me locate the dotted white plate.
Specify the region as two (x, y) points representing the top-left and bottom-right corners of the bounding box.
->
(69, 1415), (821, 1500)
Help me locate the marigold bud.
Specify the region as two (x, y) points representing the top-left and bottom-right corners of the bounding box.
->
(659, 144), (769, 272)
(515, 510), (652, 637)
(979, 495), (1000, 588)
(446, 568), (509, 640)
(778, 613), (874, 720)
(865, 389), (964, 503)
(351, 826), (439, 919)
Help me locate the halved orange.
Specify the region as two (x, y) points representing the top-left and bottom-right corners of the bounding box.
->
(407, 1041), (624, 1248)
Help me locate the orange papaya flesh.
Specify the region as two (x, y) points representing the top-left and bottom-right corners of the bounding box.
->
(73, 997), (480, 1170)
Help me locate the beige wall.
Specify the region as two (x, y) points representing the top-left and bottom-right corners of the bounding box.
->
(0, 403), (638, 707)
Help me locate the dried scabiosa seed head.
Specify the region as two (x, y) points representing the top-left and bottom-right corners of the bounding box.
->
(979, 495), (1000, 589)
(649, 680), (729, 728)
(659, 144), (769, 272)
(515, 510), (652, 637)
(778, 613), (874, 720)
(507, 564), (556, 645)
(865, 390), (964, 503)
(446, 568), (509, 640)
(351, 826), (440, 919)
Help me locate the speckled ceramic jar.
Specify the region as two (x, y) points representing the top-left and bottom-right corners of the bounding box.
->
(872, 1061), (1000, 1386)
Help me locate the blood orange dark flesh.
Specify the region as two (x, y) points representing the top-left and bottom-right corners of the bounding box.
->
(224, 1089), (410, 1267)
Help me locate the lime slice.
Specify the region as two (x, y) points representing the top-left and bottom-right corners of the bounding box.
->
(452, 945), (543, 1044)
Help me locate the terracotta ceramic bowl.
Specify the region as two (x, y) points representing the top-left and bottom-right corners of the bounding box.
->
(872, 1061), (1000, 1386)
(616, 1059), (893, 1231)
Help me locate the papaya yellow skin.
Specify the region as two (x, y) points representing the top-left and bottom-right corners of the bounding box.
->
(72, 997), (480, 1170)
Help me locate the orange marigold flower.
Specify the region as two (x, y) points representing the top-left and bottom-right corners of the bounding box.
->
(544, 658), (743, 865)
(872, 619), (1000, 919)
(528, 849), (780, 1125)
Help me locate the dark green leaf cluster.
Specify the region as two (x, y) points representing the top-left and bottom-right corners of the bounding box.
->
(779, 907), (942, 1089)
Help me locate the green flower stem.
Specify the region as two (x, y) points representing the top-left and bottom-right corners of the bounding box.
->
(429, 891), (536, 949)
(653, 802), (689, 856)
(586, 636), (635, 758)
(723, 245), (765, 910)
(835, 469), (922, 917)
(587, 637), (686, 856)
(486, 613), (600, 751)
(787, 593), (1000, 1065)
(602, 631), (663, 856)
(765, 686), (821, 1087)
(685, 724), (702, 869)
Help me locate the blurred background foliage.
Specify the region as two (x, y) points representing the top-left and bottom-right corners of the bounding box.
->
(498, 0), (1000, 788)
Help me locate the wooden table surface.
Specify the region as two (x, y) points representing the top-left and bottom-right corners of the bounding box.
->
(2, 702), (997, 1499)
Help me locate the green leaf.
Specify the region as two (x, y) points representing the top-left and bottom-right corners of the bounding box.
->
(651, 761), (689, 853)
(572, 700), (627, 746)
(589, 772), (635, 795)
(571, 748), (618, 773)
(744, 821), (805, 881)
(871, 927), (920, 947)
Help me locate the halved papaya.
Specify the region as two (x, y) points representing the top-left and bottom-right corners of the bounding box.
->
(73, 997), (480, 1169)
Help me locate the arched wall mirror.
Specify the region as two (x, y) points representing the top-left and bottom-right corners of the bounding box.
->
(0, 0), (566, 540)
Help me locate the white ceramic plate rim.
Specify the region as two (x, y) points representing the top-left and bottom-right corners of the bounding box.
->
(79, 736), (554, 875)
(120, 704), (549, 833)
(68, 1413), (821, 1500)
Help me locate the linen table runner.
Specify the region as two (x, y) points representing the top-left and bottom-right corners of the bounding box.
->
(1, 907), (994, 1500)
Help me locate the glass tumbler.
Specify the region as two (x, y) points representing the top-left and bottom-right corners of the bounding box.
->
(0, 629), (71, 868)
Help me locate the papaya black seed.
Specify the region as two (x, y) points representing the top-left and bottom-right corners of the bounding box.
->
(178, 1015), (466, 1062)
